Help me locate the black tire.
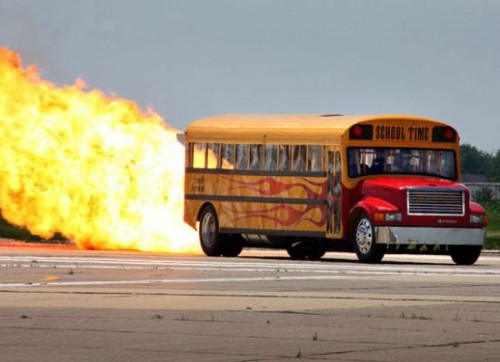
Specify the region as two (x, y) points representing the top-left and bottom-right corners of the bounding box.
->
(221, 234), (244, 257)
(286, 242), (308, 260)
(450, 245), (482, 265)
(307, 246), (327, 260)
(199, 205), (225, 256)
(286, 241), (327, 260)
(308, 239), (327, 260)
(351, 212), (386, 263)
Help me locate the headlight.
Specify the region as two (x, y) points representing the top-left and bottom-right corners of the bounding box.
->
(385, 213), (402, 222)
(469, 214), (484, 224)
(374, 212), (402, 222)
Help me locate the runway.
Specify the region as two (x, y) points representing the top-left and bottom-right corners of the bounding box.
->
(0, 241), (499, 361)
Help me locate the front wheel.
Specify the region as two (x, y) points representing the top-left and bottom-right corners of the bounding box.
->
(450, 245), (482, 265)
(351, 212), (386, 263)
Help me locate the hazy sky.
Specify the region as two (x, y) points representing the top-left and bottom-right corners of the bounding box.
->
(1, 0), (499, 152)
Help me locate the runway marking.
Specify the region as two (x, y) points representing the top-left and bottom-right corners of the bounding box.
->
(1, 255), (499, 277)
(0, 275), (352, 288)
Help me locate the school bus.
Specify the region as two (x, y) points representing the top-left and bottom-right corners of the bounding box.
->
(184, 114), (487, 264)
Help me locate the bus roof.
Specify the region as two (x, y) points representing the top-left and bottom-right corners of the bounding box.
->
(185, 114), (447, 144)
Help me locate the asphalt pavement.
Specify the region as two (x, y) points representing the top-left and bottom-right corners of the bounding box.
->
(0, 241), (499, 361)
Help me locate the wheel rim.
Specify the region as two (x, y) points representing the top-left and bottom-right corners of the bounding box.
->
(355, 218), (373, 255)
(201, 212), (216, 248)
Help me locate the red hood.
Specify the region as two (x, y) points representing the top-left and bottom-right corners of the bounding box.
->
(357, 177), (469, 213)
(361, 177), (466, 191)
(347, 177), (484, 231)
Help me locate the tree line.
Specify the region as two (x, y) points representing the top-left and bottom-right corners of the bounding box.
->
(460, 144), (500, 182)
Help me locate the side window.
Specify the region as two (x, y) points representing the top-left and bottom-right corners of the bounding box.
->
(308, 145), (323, 172)
(265, 145), (278, 171)
(193, 143), (206, 168)
(235, 144), (249, 170)
(221, 144), (235, 169)
(249, 144), (262, 171)
(292, 145), (306, 172)
(278, 145), (291, 171)
(207, 143), (220, 169)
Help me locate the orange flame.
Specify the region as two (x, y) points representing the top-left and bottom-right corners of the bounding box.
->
(0, 48), (200, 253)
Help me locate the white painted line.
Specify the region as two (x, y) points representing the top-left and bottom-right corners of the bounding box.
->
(1, 255), (499, 276)
(0, 275), (352, 288)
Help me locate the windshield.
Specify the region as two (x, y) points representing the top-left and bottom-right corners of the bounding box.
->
(347, 147), (457, 180)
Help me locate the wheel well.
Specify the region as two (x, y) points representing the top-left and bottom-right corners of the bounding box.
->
(197, 202), (215, 223)
(348, 207), (363, 229)
(347, 207), (367, 242)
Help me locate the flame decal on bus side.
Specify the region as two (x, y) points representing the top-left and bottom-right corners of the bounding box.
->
(219, 176), (328, 228)
(222, 176), (327, 199)
(222, 203), (327, 228)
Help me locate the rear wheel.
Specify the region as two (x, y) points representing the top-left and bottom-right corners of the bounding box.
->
(221, 234), (244, 257)
(286, 242), (308, 260)
(199, 206), (224, 256)
(351, 212), (386, 263)
(286, 241), (327, 260)
(308, 241), (327, 260)
(450, 245), (482, 265)
(199, 206), (243, 257)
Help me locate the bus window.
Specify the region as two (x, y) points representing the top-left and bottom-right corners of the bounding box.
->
(395, 149), (412, 173)
(348, 147), (457, 179)
(409, 150), (422, 172)
(440, 150), (456, 178)
(249, 144), (263, 171)
(193, 143), (206, 168)
(207, 143), (220, 169)
(221, 144), (235, 169)
(264, 145), (277, 171)
(394, 149), (422, 173)
(347, 148), (370, 177)
(278, 145), (291, 171)
(292, 145), (306, 172)
(308, 145), (322, 172)
(235, 144), (249, 170)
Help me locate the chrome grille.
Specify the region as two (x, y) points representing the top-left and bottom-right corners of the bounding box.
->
(407, 188), (464, 215)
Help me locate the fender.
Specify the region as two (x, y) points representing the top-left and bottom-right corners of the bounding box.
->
(350, 196), (399, 221)
(469, 201), (486, 215)
(470, 201), (488, 226)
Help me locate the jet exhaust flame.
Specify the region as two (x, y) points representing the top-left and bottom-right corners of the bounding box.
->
(0, 48), (199, 253)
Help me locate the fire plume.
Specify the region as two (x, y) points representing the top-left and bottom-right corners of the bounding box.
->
(0, 48), (199, 253)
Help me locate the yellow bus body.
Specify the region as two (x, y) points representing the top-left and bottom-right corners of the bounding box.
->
(184, 113), (459, 235)
(183, 114), (486, 264)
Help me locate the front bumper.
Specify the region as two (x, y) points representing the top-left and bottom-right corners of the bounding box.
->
(375, 226), (486, 246)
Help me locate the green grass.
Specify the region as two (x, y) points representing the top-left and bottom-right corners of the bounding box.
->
(485, 203), (500, 250)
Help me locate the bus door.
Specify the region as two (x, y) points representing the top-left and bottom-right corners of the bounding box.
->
(326, 146), (342, 238)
